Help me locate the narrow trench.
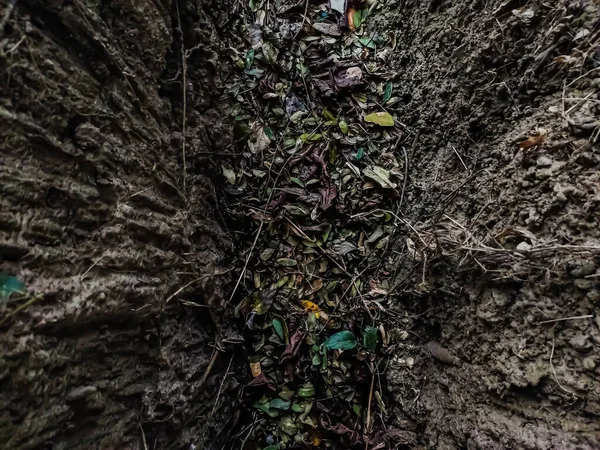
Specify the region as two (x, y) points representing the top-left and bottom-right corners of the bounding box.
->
(0, 1), (599, 450)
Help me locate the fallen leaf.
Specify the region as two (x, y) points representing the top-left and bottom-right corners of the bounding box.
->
(323, 330), (357, 350)
(363, 326), (378, 352)
(250, 361), (262, 377)
(330, 0), (346, 14)
(297, 382), (315, 397)
(270, 398), (291, 410)
(383, 81), (393, 103)
(363, 166), (397, 189)
(312, 22), (342, 36)
(0, 275), (24, 297)
(278, 416), (299, 436)
(364, 111), (394, 127)
(277, 258), (297, 267)
(358, 36), (376, 50)
(348, 8), (356, 31)
(281, 328), (307, 364)
(248, 122), (271, 153)
(221, 164), (236, 185)
(247, 373), (277, 391)
(518, 129), (547, 149)
(272, 316), (288, 342)
(301, 300), (320, 312)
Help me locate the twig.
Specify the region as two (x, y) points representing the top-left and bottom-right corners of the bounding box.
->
(200, 348), (220, 387)
(293, 0), (309, 40)
(0, 294), (44, 327)
(227, 221), (264, 305)
(549, 327), (576, 398)
(140, 424), (149, 450)
(165, 268), (233, 304)
(211, 353), (234, 417)
(175, 0), (187, 194)
(451, 145), (469, 172)
(539, 314), (593, 324)
(364, 362), (376, 449)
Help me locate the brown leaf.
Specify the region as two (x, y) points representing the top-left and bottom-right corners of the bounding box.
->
(312, 22), (342, 36)
(334, 66), (364, 91)
(249, 361), (262, 377)
(280, 328), (307, 364)
(247, 373), (277, 391)
(518, 129), (547, 149)
(329, 423), (362, 445)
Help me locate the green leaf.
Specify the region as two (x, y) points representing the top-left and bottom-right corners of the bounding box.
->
(363, 326), (379, 352)
(0, 276), (24, 297)
(253, 399), (280, 417)
(312, 353), (322, 366)
(383, 81), (393, 103)
(297, 383), (315, 398)
(272, 317), (287, 341)
(291, 403), (304, 413)
(260, 248), (275, 261)
(353, 9), (364, 29)
(264, 127), (275, 140)
(270, 398), (291, 410)
(262, 446), (280, 450)
(277, 258), (297, 267)
(364, 111), (394, 126)
(356, 147), (364, 161)
(358, 36), (376, 50)
(322, 109), (336, 121)
(279, 386), (295, 401)
(363, 166), (397, 189)
(278, 417), (299, 436)
(339, 120), (349, 135)
(323, 331), (357, 350)
(245, 49), (255, 69)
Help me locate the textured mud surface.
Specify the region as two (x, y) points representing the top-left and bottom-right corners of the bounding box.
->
(0, 1), (237, 449)
(2, 0), (600, 449)
(377, 1), (600, 449)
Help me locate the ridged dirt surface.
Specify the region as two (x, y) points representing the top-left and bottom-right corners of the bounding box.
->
(0, 1), (236, 449)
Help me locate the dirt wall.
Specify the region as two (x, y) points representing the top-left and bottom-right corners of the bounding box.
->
(0, 1), (235, 449)
(377, 1), (600, 449)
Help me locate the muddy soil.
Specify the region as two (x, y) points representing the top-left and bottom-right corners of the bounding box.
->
(2, 0), (600, 449)
(0, 1), (239, 449)
(376, 1), (600, 449)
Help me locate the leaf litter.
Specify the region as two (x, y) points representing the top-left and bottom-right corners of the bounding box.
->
(218, 0), (414, 448)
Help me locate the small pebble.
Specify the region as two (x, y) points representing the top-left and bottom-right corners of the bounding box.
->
(575, 279), (593, 290)
(425, 341), (458, 365)
(536, 155), (553, 167)
(583, 357), (597, 371)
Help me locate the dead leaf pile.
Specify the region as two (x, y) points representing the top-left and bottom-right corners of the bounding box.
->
(215, 1), (415, 448)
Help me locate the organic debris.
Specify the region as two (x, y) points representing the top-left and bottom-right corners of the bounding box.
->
(219, 0), (412, 447)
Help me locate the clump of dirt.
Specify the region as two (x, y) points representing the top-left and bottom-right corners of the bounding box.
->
(0, 1), (240, 449)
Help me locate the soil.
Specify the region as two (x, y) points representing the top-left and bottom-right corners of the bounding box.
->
(1, 0), (599, 449)
(375, 1), (600, 449)
(0, 1), (239, 449)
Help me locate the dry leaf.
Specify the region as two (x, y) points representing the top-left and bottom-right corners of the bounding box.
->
(250, 361), (262, 377)
(330, 0), (346, 14)
(300, 300), (320, 311)
(312, 22), (342, 37)
(348, 8), (356, 31)
(519, 129), (547, 149)
(364, 111), (395, 126)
